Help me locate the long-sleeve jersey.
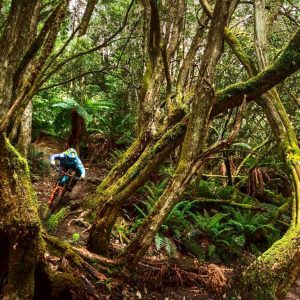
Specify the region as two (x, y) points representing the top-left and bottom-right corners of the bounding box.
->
(50, 152), (85, 177)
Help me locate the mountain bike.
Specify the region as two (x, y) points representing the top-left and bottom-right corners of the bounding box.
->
(44, 167), (80, 218)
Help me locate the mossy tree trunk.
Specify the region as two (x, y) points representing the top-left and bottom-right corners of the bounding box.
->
(16, 100), (33, 157)
(87, 0), (189, 253)
(0, 0), (68, 155)
(96, 0), (186, 190)
(116, 0), (232, 266)
(242, 227), (300, 299)
(241, 1), (300, 298)
(87, 120), (186, 254)
(0, 134), (41, 299)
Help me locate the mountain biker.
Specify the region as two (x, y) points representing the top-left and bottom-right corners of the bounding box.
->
(49, 148), (85, 190)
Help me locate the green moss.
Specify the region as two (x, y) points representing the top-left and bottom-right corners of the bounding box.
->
(287, 148), (300, 165)
(45, 207), (70, 232)
(242, 226), (300, 299)
(46, 268), (82, 296)
(141, 61), (153, 95)
(216, 29), (300, 112)
(4, 135), (30, 176)
(0, 134), (40, 228)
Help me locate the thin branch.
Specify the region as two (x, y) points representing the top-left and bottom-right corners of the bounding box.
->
(38, 67), (114, 91)
(188, 197), (268, 211)
(282, 82), (300, 108)
(13, 1), (65, 88)
(116, 14), (143, 68)
(40, 24), (81, 78)
(279, 9), (300, 27)
(39, 66), (140, 92)
(39, 0), (135, 86)
(234, 136), (271, 177)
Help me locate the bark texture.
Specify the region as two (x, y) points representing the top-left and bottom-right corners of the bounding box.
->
(117, 0), (232, 266)
(241, 1), (300, 298)
(0, 134), (40, 299)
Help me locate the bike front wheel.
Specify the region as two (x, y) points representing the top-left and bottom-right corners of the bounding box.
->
(50, 189), (63, 214)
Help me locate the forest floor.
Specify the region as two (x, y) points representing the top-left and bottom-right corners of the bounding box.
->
(30, 136), (298, 299)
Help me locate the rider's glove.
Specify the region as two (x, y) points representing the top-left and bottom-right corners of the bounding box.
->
(50, 160), (55, 168)
(80, 174), (85, 180)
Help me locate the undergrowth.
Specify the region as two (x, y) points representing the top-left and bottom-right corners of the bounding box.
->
(45, 207), (70, 232)
(133, 178), (285, 263)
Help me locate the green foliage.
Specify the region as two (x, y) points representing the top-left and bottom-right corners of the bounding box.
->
(154, 233), (177, 256)
(164, 200), (194, 239)
(45, 207), (70, 232)
(132, 181), (165, 231)
(185, 207), (281, 262)
(27, 146), (50, 180)
(225, 208), (281, 245)
(134, 178), (283, 262)
(232, 142), (253, 151)
(71, 232), (80, 244)
(198, 180), (235, 199)
(34, 77), (136, 146)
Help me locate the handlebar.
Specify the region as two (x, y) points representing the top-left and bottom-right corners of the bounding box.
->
(52, 166), (82, 180)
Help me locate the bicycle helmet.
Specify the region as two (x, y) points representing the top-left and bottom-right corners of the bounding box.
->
(65, 148), (77, 159)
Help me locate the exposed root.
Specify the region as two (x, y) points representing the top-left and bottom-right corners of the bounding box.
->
(134, 257), (232, 295)
(64, 208), (83, 220)
(67, 209), (92, 228)
(43, 234), (109, 281)
(72, 246), (119, 267)
(81, 224), (92, 234)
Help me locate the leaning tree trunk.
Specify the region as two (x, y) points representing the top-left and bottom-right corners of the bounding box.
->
(116, 0), (232, 266)
(88, 0), (187, 254)
(87, 121), (186, 254)
(0, 134), (40, 299)
(241, 1), (300, 298)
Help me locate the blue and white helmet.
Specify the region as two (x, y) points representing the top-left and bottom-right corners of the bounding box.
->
(65, 148), (77, 159)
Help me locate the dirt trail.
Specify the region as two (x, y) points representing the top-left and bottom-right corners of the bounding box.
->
(32, 135), (104, 245)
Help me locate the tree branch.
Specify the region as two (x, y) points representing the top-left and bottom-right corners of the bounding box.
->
(188, 197), (268, 211)
(212, 28), (300, 117)
(38, 67), (114, 91)
(78, 0), (98, 37)
(39, 0), (135, 86)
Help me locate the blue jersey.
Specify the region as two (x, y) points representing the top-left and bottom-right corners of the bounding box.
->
(50, 152), (85, 177)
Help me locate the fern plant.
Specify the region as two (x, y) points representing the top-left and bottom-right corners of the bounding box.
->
(226, 209), (280, 246)
(154, 233), (177, 256)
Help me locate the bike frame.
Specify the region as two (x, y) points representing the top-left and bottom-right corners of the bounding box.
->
(48, 168), (80, 205)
